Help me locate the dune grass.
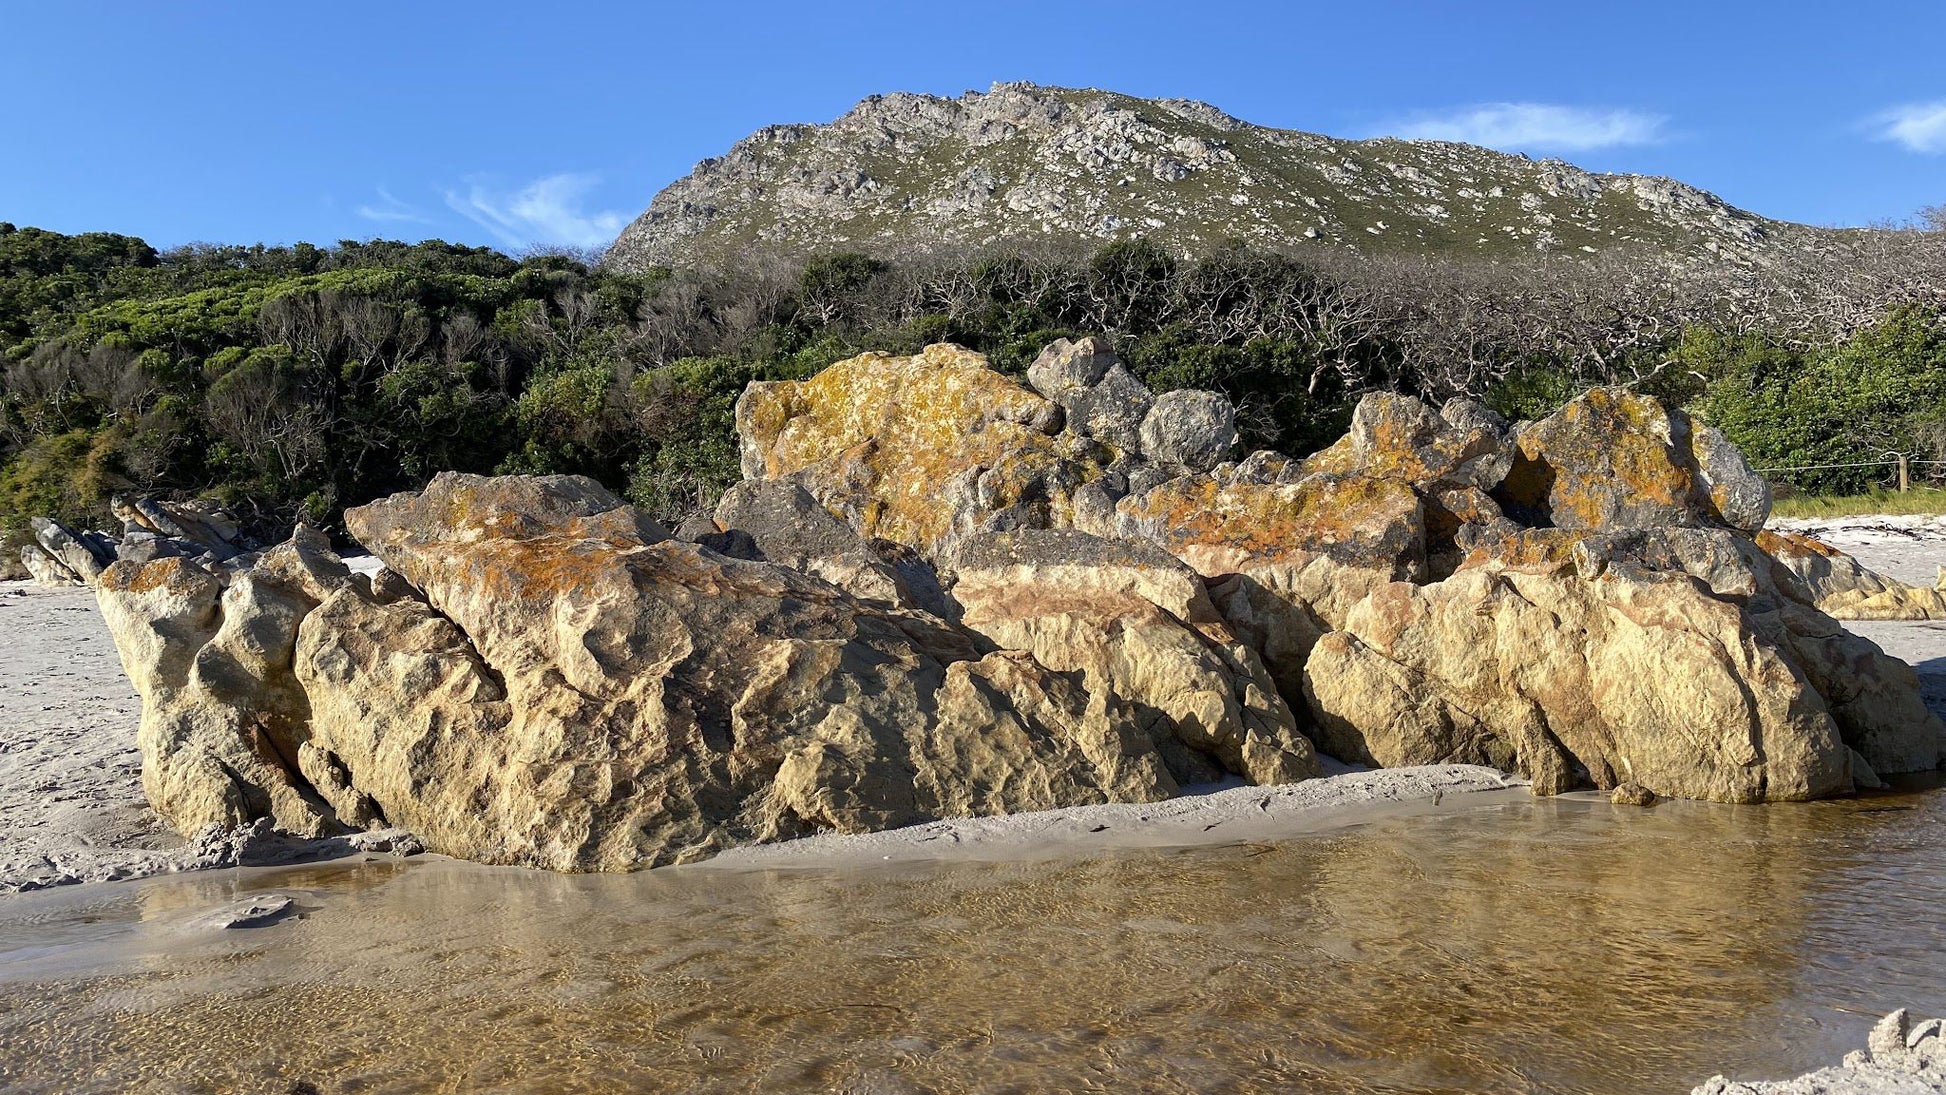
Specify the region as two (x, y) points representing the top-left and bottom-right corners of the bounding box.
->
(1770, 486), (1946, 520)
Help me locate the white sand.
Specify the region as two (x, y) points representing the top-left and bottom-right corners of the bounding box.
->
(0, 581), (193, 892)
(1771, 514), (1946, 588)
(705, 765), (1530, 869)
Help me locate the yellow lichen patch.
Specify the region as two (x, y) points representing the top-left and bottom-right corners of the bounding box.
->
(735, 344), (1096, 553)
(1122, 473), (1422, 563)
(1457, 529), (1583, 573)
(1507, 387), (1698, 529)
(98, 557), (204, 596)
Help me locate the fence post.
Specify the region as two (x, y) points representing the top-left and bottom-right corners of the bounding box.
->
(1899, 454), (1911, 493)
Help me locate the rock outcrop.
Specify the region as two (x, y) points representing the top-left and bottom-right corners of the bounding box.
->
(1694, 1009), (1946, 1094)
(604, 82), (1828, 275)
(736, 347), (1938, 803)
(96, 340), (1945, 872)
(18, 497), (253, 589)
(1761, 529), (1946, 620)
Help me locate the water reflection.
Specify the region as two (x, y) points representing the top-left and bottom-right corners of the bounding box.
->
(3, 788), (1944, 1094)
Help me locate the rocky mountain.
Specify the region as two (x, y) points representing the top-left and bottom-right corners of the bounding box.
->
(608, 82), (1831, 272)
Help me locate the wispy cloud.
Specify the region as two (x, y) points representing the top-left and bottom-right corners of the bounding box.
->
(355, 187), (431, 224)
(443, 173), (627, 250)
(1374, 103), (1670, 152)
(1870, 100), (1946, 153)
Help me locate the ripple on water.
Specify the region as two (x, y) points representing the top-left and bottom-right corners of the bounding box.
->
(2, 785), (1945, 1095)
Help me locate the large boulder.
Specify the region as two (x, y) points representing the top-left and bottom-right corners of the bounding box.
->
(945, 529), (1319, 787)
(318, 472), (1183, 868)
(1305, 526), (1940, 799)
(98, 471), (1199, 870)
(1304, 529), (1844, 800)
(736, 344), (1102, 558)
(1496, 387), (1770, 533)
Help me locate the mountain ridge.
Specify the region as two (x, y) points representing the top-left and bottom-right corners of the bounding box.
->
(607, 82), (1841, 272)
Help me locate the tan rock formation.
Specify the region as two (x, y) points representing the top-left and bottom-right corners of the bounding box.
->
(93, 342), (1946, 876)
(96, 529), (351, 835)
(946, 529), (1319, 787)
(305, 472), (1179, 869)
(1759, 528), (1946, 620)
(1305, 527), (1940, 800)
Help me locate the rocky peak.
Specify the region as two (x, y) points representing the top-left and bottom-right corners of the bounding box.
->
(608, 82), (1820, 272)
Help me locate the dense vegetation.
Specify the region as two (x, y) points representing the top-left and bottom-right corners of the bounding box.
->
(3, 221), (1944, 570)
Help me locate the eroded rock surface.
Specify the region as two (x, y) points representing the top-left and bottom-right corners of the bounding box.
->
(95, 341), (1946, 873)
(1762, 529), (1946, 621)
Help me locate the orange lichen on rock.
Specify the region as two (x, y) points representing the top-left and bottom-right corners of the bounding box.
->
(1116, 471), (1426, 578)
(736, 344), (1095, 555)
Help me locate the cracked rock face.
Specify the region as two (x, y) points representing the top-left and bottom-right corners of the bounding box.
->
(95, 340), (1946, 872)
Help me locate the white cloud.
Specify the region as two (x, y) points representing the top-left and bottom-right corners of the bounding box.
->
(1374, 103), (1670, 152)
(355, 187), (430, 224)
(1871, 101), (1946, 153)
(443, 173), (627, 250)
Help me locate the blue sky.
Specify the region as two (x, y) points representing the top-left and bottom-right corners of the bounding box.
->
(6, 1), (1943, 251)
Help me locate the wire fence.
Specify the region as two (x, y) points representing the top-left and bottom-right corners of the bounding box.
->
(1750, 454), (1946, 492)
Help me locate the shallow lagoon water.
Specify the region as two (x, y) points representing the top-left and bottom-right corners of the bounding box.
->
(3, 784), (1945, 1095)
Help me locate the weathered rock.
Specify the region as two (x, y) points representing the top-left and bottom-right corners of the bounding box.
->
(97, 528), (354, 836)
(1693, 1009), (1946, 1093)
(1496, 387), (1770, 533)
(114, 495), (246, 560)
(1760, 529), (1946, 620)
(1610, 782), (1657, 806)
(709, 476), (945, 612)
(296, 471), (1181, 870)
(1059, 361), (1153, 453)
(946, 529), (1319, 787)
(114, 531), (192, 567)
(1305, 525), (1939, 800)
(20, 544), (82, 587)
(1138, 389), (1238, 472)
(31, 517), (115, 584)
(736, 344), (1100, 558)
(1302, 392), (1511, 491)
(1113, 468), (1429, 702)
(1026, 336), (1116, 402)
